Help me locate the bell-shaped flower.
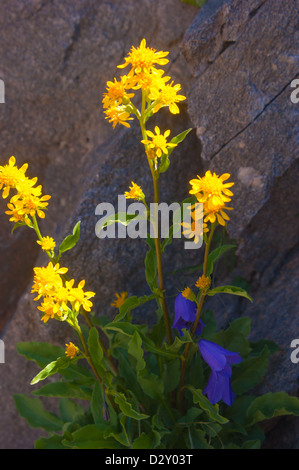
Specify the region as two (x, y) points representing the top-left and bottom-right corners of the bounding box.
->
(172, 292), (204, 336)
(198, 339), (242, 406)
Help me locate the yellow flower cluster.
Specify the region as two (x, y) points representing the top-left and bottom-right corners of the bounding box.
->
(37, 236), (56, 252)
(103, 39), (186, 130)
(124, 182), (145, 201)
(189, 170), (234, 227)
(0, 156), (51, 225)
(65, 342), (79, 359)
(31, 262), (95, 323)
(111, 291), (128, 309)
(182, 171), (234, 245)
(195, 275), (211, 290)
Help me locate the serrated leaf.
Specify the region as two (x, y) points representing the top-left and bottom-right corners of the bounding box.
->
(111, 391), (149, 420)
(14, 394), (63, 432)
(128, 331), (146, 371)
(186, 386), (229, 424)
(207, 285), (253, 302)
(63, 424), (119, 449)
(59, 221), (81, 255)
(245, 392), (299, 427)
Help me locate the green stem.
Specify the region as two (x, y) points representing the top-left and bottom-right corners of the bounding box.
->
(138, 91), (173, 345)
(32, 215), (55, 261)
(178, 222), (217, 413)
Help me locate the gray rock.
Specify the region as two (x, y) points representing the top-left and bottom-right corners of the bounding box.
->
(0, 0), (199, 449)
(182, 0), (299, 447)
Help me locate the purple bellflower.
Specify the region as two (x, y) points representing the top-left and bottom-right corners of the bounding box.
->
(198, 339), (242, 406)
(172, 293), (205, 336)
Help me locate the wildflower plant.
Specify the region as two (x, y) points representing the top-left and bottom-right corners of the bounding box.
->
(3, 39), (299, 450)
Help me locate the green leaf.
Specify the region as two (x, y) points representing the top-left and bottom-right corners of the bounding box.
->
(90, 381), (104, 425)
(231, 347), (270, 395)
(63, 424), (119, 449)
(33, 382), (92, 400)
(11, 220), (28, 234)
(111, 391), (149, 420)
(137, 371), (164, 400)
(186, 386), (229, 424)
(207, 285), (253, 302)
(87, 327), (105, 376)
(96, 212), (140, 234)
(59, 221), (81, 255)
(17, 341), (64, 368)
(206, 245), (236, 276)
(167, 128), (193, 157)
(132, 430), (161, 449)
(114, 294), (156, 322)
(162, 359), (181, 394)
(128, 331), (146, 371)
(158, 154), (170, 173)
(246, 392), (299, 427)
(14, 394), (63, 432)
(59, 398), (85, 423)
(30, 356), (73, 384)
(35, 434), (68, 449)
(214, 317), (252, 357)
(249, 338), (281, 356)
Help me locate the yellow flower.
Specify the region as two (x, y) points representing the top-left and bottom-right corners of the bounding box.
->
(149, 81), (186, 114)
(124, 182), (145, 201)
(189, 171), (234, 205)
(117, 38), (169, 75)
(65, 342), (79, 359)
(182, 206), (209, 244)
(141, 126), (176, 158)
(111, 291), (128, 308)
(0, 156), (28, 199)
(5, 202), (30, 225)
(181, 287), (196, 302)
(104, 105), (133, 129)
(37, 236), (56, 252)
(67, 279), (95, 313)
(203, 198), (233, 226)
(195, 275), (211, 290)
(189, 171), (234, 227)
(102, 75), (135, 109)
(132, 68), (170, 93)
(31, 262), (68, 300)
